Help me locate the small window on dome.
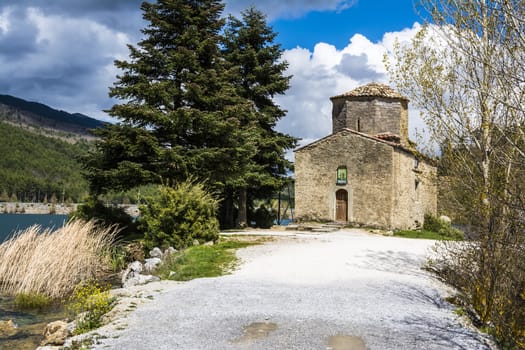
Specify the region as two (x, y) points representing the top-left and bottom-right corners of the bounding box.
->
(337, 166), (347, 185)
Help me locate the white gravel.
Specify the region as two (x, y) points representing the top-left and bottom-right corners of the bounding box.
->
(88, 229), (495, 350)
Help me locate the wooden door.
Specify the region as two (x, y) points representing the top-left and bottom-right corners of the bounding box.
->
(335, 189), (348, 222)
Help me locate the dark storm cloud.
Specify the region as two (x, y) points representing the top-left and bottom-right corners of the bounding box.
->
(0, 2), (133, 120)
(336, 53), (384, 81)
(1, 0), (143, 15)
(0, 0), (144, 34)
(0, 8), (39, 59)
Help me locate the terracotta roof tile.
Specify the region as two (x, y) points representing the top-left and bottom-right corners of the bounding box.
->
(330, 82), (408, 101)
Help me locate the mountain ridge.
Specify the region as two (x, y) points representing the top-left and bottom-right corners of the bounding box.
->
(0, 94), (106, 136)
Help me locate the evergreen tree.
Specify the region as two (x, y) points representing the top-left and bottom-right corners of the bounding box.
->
(83, 0), (255, 196)
(222, 7), (298, 227)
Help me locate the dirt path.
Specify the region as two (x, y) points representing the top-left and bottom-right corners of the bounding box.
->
(88, 229), (494, 350)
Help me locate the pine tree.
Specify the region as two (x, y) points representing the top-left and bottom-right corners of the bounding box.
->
(222, 7), (298, 227)
(83, 0), (255, 196)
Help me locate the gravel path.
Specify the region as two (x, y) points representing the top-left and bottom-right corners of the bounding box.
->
(89, 229), (494, 350)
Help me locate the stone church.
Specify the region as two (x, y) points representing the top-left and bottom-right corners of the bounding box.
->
(294, 83), (437, 229)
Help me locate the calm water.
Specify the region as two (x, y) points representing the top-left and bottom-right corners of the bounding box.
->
(0, 214), (68, 244)
(0, 296), (65, 350)
(0, 214), (68, 348)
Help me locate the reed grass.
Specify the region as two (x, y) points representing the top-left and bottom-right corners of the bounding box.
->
(0, 220), (117, 299)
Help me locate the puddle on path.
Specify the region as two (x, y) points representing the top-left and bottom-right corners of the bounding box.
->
(326, 335), (366, 350)
(233, 322), (278, 343)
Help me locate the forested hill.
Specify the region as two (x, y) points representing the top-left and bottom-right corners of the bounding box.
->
(0, 121), (89, 203)
(0, 95), (104, 202)
(0, 94), (105, 136)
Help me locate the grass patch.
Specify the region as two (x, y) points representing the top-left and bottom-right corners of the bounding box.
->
(394, 229), (462, 240)
(14, 292), (52, 310)
(155, 240), (256, 281)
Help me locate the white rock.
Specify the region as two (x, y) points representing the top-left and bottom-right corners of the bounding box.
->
(164, 247), (178, 257)
(149, 247), (163, 258)
(129, 261), (143, 273)
(193, 239), (200, 246)
(204, 241), (214, 246)
(123, 274), (160, 288)
(121, 261), (144, 286)
(144, 258), (162, 272)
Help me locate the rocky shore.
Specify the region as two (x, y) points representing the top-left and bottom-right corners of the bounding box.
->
(0, 202), (139, 216)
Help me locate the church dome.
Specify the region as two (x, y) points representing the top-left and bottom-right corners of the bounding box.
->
(330, 82), (408, 101)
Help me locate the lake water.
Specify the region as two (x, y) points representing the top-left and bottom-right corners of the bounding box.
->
(0, 214), (68, 244)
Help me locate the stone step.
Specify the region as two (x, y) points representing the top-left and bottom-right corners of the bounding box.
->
(284, 222), (344, 233)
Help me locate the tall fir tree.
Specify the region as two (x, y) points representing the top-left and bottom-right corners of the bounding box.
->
(83, 0), (255, 196)
(222, 7), (298, 227)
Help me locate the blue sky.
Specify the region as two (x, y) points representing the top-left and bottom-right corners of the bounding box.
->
(0, 0), (425, 147)
(272, 1), (420, 50)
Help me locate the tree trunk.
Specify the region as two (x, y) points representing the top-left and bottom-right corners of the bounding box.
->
(221, 191), (235, 229)
(237, 188), (247, 228)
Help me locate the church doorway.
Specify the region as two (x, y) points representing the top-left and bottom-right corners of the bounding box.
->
(335, 189), (348, 222)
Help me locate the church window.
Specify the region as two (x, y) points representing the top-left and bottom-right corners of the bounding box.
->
(414, 158), (420, 169)
(337, 166), (347, 185)
(357, 118), (361, 132)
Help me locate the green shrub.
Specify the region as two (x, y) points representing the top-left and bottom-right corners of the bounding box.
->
(252, 205), (275, 229)
(138, 182), (219, 250)
(423, 213), (443, 232)
(423, 213), (464, 240)
(70, 197), (137, 238)
(66, 281), (114, 335)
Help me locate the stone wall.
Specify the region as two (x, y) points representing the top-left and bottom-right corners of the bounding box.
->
(295, 130), (394, 227)
(391, 150), (437, 229)
(331, 97), (408, 145)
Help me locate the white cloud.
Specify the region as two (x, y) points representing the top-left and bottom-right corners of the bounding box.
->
(274, 23), (425, 151)
(0, 7), (11, 33)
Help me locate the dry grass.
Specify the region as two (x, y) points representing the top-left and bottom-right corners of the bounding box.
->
(0, 220), (117, 299)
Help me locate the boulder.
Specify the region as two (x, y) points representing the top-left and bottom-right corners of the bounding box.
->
(41, 320), (69, 346)
(149, 247), (163, 259)
(128, 261), (143, 273)
(203, 241), (214, 246)
(192, 239), (200, 246)
(123, 274), (160, 288)
(121, 261), (144, 286)
(0, 319), (17, 337)
(143, 258), (162, 273)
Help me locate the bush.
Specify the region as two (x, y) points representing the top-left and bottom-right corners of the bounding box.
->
(138, 182), (219, 250)
(423, 213), (464, 240)
(429, 230), (525, 348)
(70, 197), (137, 238)
(252, 205), (275, 229)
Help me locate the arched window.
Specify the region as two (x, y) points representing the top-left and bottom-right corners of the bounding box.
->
(336, 166), (347, 185)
